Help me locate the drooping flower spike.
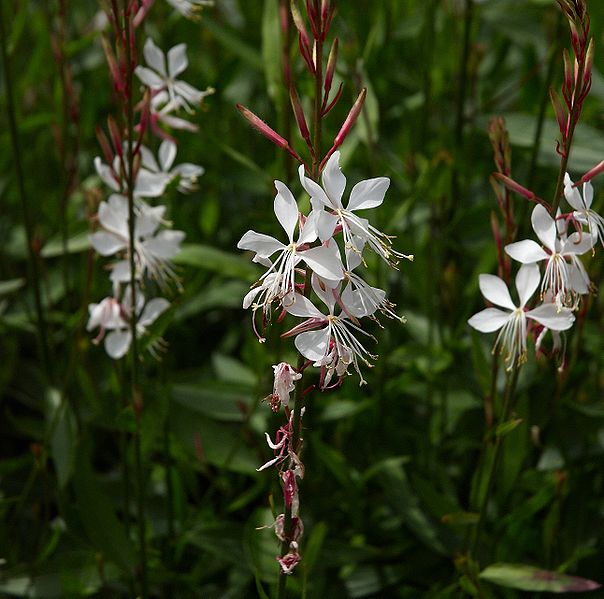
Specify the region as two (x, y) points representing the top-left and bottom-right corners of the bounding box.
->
(468, 263), (575, 370)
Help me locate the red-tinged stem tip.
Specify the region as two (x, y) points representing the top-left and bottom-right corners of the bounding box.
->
(236, 104), (305, 165)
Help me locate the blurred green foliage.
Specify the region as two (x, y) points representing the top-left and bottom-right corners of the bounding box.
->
(0, 0), (603, 597)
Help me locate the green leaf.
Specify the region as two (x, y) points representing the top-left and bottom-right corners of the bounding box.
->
(441, 511), (480, 526)
(495, 418), (523, 438)
(73, 450), (136, 572)
(479, 563), (601, 593)
(0, 278), (25, 296)
(45, 389), (77, 489)
(261, 0), (281, 102)
(173, 243), (258, 279)
(41, 231), (90, 258)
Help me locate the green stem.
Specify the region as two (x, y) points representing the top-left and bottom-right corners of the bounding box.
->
(0, 2), (52, 381)
(122, 3), (148, 596)
(469, 367), (520, 562)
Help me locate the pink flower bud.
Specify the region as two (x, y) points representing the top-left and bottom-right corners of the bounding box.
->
(272, 362), (302, 409)
(277, 543), (301, 575)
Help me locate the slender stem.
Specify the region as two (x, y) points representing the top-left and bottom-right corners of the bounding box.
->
(469, 367), (520, 561)
(527, 14), (563, 191)
(122, 3), (148, 596)
(0, 3), (52, 381)
(454, 0), (474, 148)
(551, 63), (585, 214)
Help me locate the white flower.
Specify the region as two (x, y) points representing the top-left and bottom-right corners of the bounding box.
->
(298, 152), (413, 268)
(564, 173), (604, 246)
(140, 140), (204, 194)
(135, 38), (210, 114)
(268, 362), (301, 410)
(94, 153), (170, 198)
(468, 264), (575, 370)
(505, 204), (593, 306)
(90, 194), (184, 289)
(166, 0), (213, 19)
(238, 181), (343, 316)
(284, 276), (378, 386)
(86, 293), (170, 360)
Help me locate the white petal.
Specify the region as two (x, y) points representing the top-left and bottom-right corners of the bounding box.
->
(94, 157), (120, 191)
(515, 263), (540, 307)
(341, 284), (382, 318)
(505, 239), (549, 264)
(531, 204), (556, 251)
(300, 246), (343, 282)
(561, 232), (594, 255)
(139, 297), (170, 327)
(134, 66), (165, 89)
(564, 173), (584, 211)
(273, 181), (299, 242)
(99, 194), (129, 235)
(90, 232), (126, 256)
(109, 260), (131, 283)
(139, 145), (159, 172)
(173, 80), (203, 104)
(468, 308), (511, 332)
(568, 263), (589, 294)
(298, 165), (333, 209)
(237, 231), (284, 258)
(321, 151), (346, 208)
(158, 112), (198, 132)
(294, 328), (330, 362)
(243, 286), (262, 309)
(478, 274), (515, 310)
(297, 211), (319, 246)
(135, 170), (170, 198)
(285, 293), (324, 319)
(527, 304), (575, 331)
(168, 43), (188, 78)
(159, 140), (177, 171)
(144, 230), (185, 259)
(347, 177), (390, 211)
(311, 273), (337, 313)
(583, 181), (594, 208)
(143, 38), (166, 77)
(135, 204), (165, 238)
(105, 330), (132, 359)
(314, 210), (339, 242)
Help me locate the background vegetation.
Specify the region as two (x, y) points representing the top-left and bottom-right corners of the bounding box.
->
(1, 0), (603, 596)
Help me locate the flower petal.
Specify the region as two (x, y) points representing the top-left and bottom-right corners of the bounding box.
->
(478, 274), (515, 310)
(561, 232), (594, 255)
(135, 169), (170, 198)
(515, 263), (540, 307)
(298, 165), (333, 209)
(134, 66), (165, 89)
(143, 37), (166, 77)
(139, 297), (170, 327)
(468, 308), (511, 332)
(321, 152), (346, 208)
(527, 303), (575, 331)
(563, 173), (585, 211)
(273, 181), (299, 242)
(168, 43), (188, 78)
(531, 204), (556, 251)
(285, 293), (324, 319)
(159, 140), (177, 171)
(301, 246), (343, 282)
(505, 239), (549, 264)
(105, 329), (132, 359)
(237, 231), (284, 258)
(90, 232), (126, 256)
(347, 177), (390, 211)
(294, 328), (330, 362)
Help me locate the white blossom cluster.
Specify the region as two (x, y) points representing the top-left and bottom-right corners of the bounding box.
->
(469, 173), (602, 370)
(88, 39), (208, 359)
(238, 151), (412, 390)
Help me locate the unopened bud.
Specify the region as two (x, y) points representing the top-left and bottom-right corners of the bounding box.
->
(333, 88), (366, 149)
(549, 88), (568, 139)
(290, 86), (312, 149)
(107, 115), (123, 156)
(324, 37), (339, 101)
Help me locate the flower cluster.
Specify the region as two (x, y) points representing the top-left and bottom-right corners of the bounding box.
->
(239, 151), (411, 388)
(469, 173), (600, 370)
(88, 5), (210, 359)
